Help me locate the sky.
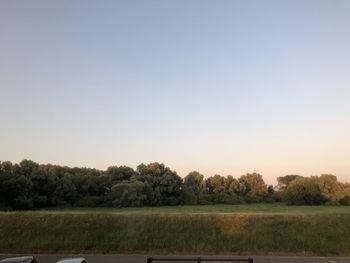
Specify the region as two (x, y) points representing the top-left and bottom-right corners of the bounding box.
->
(1, 0), (350, 184)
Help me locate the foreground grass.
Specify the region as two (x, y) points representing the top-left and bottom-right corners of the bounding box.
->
(1, 205), (350, 255)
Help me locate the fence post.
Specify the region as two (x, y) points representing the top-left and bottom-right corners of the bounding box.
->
(248, 258), (253, 263)
(147, 257), (153, 263)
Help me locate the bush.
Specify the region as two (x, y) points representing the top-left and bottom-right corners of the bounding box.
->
(197, 194), (213, 205)
(244, 192), (265, 203)
(33, 195), (49, 207)
(211, 193), (244, 204)
(75, 196), (104, 207)
(339, 196), (350, 206)
(11, 196), (33, 210)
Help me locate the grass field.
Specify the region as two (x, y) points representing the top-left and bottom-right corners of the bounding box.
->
(2, 203), (350, 214)
(1, 204), (350, 255)
(53, 203), (350, 214)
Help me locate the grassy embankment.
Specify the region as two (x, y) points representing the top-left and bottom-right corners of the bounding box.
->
(0, 204), (350, 255)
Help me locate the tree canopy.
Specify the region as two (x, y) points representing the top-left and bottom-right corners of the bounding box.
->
(0, 159), (349, 210)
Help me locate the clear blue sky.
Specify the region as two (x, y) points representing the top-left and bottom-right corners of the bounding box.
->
(1, 0), (349, 184)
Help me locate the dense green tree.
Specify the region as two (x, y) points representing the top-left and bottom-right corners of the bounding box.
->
(181, 171), (206, 204)
(53, 176), (77, 205)
(1, 159), (350, 209)
(109, 180), (147, 207)
(283, 177), (325, 205)
(72, 173), (106, 197)
(2, 175), (33, 209)
(136, 163), (182, 205)
(106, 166), (136, 185)
(204, 174), (246, 204)
(18, 159), (39, 176)
(0, 161), (34, 209)
(184, 171), (205, 193)
(30, 170), (59, 207)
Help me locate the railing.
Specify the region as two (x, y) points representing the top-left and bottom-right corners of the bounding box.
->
(147, 257), (253, 263)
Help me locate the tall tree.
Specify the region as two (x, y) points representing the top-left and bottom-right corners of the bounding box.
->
(206, 174), (227, 193)
(311, 174), (347, 204)
(283, 177), (325, 205)
(277, 175), (301, 191)
(184, 171), (205, 193)
(136, 163), (183, 205)
(239, 173), (267, 195)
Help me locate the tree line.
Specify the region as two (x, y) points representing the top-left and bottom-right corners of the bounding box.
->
(0, 159), (349, 210)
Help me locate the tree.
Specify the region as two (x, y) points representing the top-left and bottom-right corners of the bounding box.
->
(226, 176), (241, 194)
(109, 180), (147, 207)
(2, 158), (350, 209)
(239, 173), (268, 196)
(106, 165), (136, 184)
(283, 177), (325, 205)
(311, 174), (346, 204)
(136, 163), (182, 205)
(18, 159), (39, 177)
(2, 175), (33, 209)
(0, 161), (34, 209)
(206, 175), (227, 194)
(277, 175), (301, 191)
(184, 171), (205, 193)
(52, 175), (77, 205)
(181, 171), (207, 205)
(30, 170), (59, 207)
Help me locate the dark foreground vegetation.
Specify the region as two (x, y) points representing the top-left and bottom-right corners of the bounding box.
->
(0, 212), (350, 255)
(1, 159), (350, 210)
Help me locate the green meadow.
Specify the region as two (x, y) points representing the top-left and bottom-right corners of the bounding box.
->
(1, 204), (350, 255)
(37, 203), (350, 214)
